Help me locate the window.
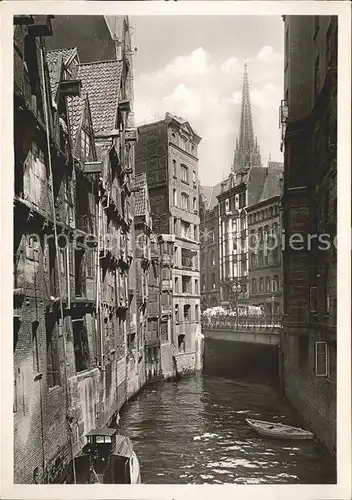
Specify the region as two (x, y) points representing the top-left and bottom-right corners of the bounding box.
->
(266, 277), (271, 293)
(183, 304), (191, 321)
(211, 272), (216, 289)
(195, 279), (199, 294)
(264, 251), (269, 266)
(192, 171), (196, 188)
(175, 277), (179, 294)
(46, 313), (60, 387)
(181, 193), (189, 211)
(26, 235), (40, 262)
(270, 247), (278, 264)
(258, 250), (264, 266)
(173, 189), (177, 207)
(209, 228), (215, 243)
(273, 276), (279, 292)
(175, 304), (179, 322)
(310, 286), (318, 313)
(251, 278), (257, 294)
(250, 253), (257, 268)
(194, 226), (198, 241)
(314, 55), (320, 101)
(193, 197), (197, 212)
(80, 128), (90, 160)
(182, 276), (192, 294)
(174, 246), (178, 266)
(180, 221), (190, 239)
(181, 164), (189, 183)
(195, 305), (200, 322)
(259, 278), (264, 292)
(172, 159), (177, 178)
(72, 318), (90, 373)
(181, 248), (194, 268)
(75, 250), (86, 296)
(324, 265), (330, 315)
(178, 334), (185, 353)
(315, 341), (328, 377)
(173, 218), (178, 236)
(258, 227), (263, 243)
(211, 251), (216, 267)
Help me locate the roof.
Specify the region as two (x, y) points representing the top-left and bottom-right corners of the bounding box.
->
(132, 173), (149, 217)
(78, 60), (123, 133)
(67, 94), (86, 145)
(165, 111), (201, 140)
(201, 183), (222, 211)
(247, 166), (268, 207)
(259, 163), (283, 203)
(46, 50), (63, 100)
(46, 47), (78, 100)
(86, 427), (117, 437)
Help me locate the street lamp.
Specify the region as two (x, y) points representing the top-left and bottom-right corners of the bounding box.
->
(232, 282), (241, 323)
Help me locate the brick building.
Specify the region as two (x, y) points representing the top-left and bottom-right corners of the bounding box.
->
(135, 113), (202, 373)
(247, 161), (284, 316)
(281, 15), (337, 453)
(199, 185), (221, 309)
(13, 15), (140, 483)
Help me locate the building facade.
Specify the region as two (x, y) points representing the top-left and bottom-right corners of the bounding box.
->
(199, 185), (221, 309)
(247, 162), (284, 316)
(13, 14), (141, 484)
(135, 113), (202, 373)
(281, 15), (337, 453)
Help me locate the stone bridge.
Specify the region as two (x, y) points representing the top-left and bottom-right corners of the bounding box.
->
(201, 314), (284, 386)
(201, 315), (282, 345)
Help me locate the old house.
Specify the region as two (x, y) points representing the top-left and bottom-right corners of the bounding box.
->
(135, 113), (202, 375)
(13, 14), (140, 484)
(281, 15), (337, 453)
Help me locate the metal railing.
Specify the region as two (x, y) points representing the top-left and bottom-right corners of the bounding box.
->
(201, 314), (283, 331)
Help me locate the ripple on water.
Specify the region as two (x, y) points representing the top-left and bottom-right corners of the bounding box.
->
(119, 374), (336, 485)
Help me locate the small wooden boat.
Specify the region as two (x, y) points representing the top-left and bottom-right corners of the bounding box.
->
(73, 427), (141, 483)
(246, 418), (314, 440)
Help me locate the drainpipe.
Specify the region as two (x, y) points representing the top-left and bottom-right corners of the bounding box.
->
(40, 45), (72, 482)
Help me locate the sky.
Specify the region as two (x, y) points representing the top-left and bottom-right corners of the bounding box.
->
(130, 15), (284, 187)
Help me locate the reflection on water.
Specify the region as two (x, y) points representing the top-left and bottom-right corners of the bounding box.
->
(119, 374), (336, 484)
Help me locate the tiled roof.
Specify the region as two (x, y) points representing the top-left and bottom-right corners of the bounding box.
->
(133, 173), (149, 217)
(47, 47), (77, 65)
(259, 162), (283, 203)
(46, 50), (63, 100)
(78, 60), (123, 133)
(46, 47), (78, 100)
(67, 94), (86, 146)
(204, 182), (222, 211)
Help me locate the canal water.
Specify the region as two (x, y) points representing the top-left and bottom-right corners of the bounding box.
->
(119, 374), (336, 484)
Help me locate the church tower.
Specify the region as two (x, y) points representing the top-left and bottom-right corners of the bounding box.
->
(232, 63), (262, 174)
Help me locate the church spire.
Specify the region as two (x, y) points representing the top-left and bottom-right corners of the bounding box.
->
(232, 63), (262, 174)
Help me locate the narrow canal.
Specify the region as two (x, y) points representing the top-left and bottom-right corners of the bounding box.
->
(119, 374), (336, 484)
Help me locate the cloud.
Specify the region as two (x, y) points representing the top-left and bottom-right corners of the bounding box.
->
(221, 57), (240, 74)
(155, 47), (213, 80)
(134, 47), (283, 185)
(256, 45), (283, 63)
(251, 82), (281, 110)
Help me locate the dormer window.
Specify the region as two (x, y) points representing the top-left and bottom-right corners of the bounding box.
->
(80, 128), (90, 160)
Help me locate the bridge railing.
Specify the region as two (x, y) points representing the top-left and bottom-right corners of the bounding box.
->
(201, 314), (283, 332)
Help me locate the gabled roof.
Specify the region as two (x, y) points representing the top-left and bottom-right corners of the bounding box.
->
(46, 50), (63, 100)
(247, 166), (268, 207)
(201, 183), (222, 211)
(78, 60), (123, 133)
(66, 94), (86, 145)
(165, 111), (201, 141)
(132, 173), (149, 217)
(259, 163), (283, 203)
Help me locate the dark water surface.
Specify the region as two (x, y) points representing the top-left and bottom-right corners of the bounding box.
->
(119, 374), (336, 484)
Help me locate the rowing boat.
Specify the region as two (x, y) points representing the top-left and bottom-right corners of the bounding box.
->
(246, 418), (314, 440)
